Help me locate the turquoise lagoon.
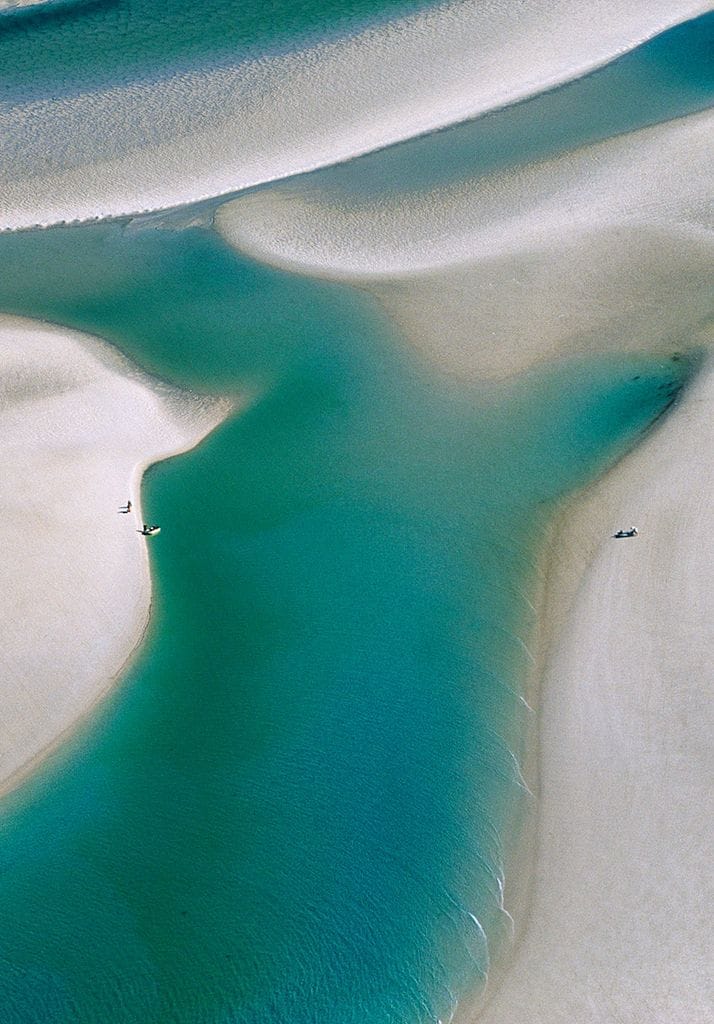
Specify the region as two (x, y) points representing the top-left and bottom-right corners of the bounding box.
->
(0, 3), (710, 1021)
(0, 220), (694, 1023)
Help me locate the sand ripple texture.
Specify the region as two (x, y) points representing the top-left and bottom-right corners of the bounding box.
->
(1, 0), (710, 229)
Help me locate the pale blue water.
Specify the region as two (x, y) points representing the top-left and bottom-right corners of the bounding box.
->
(0, 4), (710, 1022)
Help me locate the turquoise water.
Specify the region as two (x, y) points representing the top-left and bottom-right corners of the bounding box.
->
(0, 3), (710, 1019)
(0, 0), (433, 101)
(0, 219), (694, 1023)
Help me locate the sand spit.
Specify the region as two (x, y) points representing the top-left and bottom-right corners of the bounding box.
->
(216, 110), (714, 381)
(215, 110), (713, 276)
(1, 1), (709, 230)
(0, 316), (232, 795)
(476, 348), (714, 1024)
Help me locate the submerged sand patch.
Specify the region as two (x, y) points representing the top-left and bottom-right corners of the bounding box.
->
(215, 109), (713, 380)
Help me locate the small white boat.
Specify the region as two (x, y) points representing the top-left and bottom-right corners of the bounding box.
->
(138, 524), (161, 537)
(613, 527), (638, 539)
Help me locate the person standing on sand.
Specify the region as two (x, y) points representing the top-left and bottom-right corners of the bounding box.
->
(118, 500), (132, 513)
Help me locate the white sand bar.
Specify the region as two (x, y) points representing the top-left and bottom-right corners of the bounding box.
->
(0, 316), (232, 794)
(478, 351), (714, 1024)
(1, 0), (708, 229)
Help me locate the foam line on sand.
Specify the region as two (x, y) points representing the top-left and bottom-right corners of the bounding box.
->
(0, 316), (233, 796)
(1, 0), (709, 229)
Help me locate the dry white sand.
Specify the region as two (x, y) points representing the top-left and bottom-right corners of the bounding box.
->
(1, 0), (708, 229)
(0, 316), (232, 795)
(477, 348), (714, 1024)
(214, 107), (714, 1020)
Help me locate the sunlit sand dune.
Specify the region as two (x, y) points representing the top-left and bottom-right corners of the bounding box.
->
(0, 316), (231, 794)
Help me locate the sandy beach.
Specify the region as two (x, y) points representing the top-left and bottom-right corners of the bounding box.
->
(477, 344), (714, 1023)
(0, 316), (231, 796)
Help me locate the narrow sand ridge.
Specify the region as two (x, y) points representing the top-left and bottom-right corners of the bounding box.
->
(216, 109), (714, 380)
(1, 0), (709, 229)
(0, 316), (232, 795)
(478, 347), (714, 1024)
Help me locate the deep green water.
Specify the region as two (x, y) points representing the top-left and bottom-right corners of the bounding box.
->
(0, 219), (694, 1023)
